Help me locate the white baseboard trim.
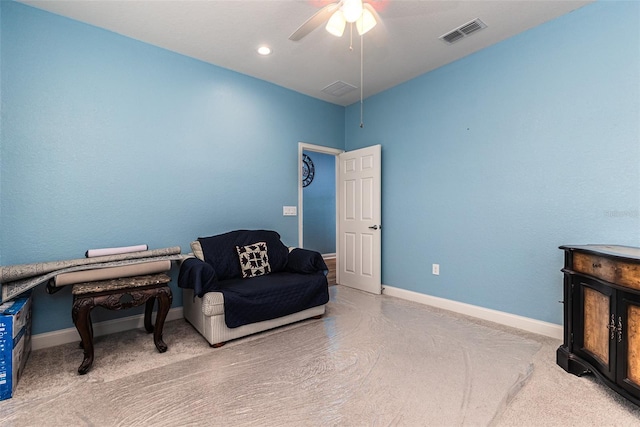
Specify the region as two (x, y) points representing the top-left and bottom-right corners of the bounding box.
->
(382, 285), (563, 340)
(31, 307), (184, 351)
(322, 253), (336, 259)
(32, 287), (563, 349)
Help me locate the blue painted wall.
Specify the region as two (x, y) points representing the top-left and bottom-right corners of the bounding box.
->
(2, 0), (638, 336)
(345, 1), (640, 325)
(303, 151), (336, 254)
(0, 2), (344, 334)
(0, 0), (3, 268)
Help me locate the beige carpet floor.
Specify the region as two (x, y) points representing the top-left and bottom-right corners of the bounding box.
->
(0, 285), (638, 425)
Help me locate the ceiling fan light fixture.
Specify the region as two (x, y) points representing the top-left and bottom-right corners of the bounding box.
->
(326, 10), (346, 37)
(356, 8), (377, 36)
(342, 0), (363, 23)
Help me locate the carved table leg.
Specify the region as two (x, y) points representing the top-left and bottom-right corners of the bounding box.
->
(144, 296), (156, 333)
(152, 287), (172, 353)
(72, 301), (83, 349)
(72, 297), (96, 375)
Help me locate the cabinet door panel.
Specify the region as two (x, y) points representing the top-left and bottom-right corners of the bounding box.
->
(575, 279), (615, 381)
(617, 295), (640, 395)
(584, 287), (610, 365)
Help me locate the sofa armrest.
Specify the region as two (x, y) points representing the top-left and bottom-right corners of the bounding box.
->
(178, 258), (218, 298)
(286, 248), (328, 275)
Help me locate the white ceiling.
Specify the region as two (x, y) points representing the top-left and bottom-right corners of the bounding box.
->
(21, 0), (593, 106)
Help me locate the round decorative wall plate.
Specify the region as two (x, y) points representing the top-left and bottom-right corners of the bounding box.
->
(302, 154), (315, 187)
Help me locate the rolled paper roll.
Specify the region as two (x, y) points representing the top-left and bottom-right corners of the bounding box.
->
(85, 244), (148, 258)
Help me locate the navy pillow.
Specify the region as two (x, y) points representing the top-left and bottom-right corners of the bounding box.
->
(198, 230), (288, 280)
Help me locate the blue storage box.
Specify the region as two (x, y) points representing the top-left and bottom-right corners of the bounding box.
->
(0, 294), (32, 400)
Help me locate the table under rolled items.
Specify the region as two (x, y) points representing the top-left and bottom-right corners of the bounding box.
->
(71, 273), (172, 374)
(0, 245), (192, 374)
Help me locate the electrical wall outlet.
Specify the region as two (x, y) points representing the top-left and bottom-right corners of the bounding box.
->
(432, 264), (440, 275)
(283, 206), (297, 216)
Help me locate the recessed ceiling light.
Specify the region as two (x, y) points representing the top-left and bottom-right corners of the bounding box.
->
(257, 46), (271, 56)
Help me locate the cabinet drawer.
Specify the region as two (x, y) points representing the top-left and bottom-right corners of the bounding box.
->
(573, 252), (640, 291)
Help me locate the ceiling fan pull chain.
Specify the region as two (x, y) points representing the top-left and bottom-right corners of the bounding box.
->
(349, 23), (354, 51)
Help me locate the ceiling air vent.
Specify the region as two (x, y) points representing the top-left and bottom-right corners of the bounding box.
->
(322, 80), (358, 97)
(439, 18), (487, 44)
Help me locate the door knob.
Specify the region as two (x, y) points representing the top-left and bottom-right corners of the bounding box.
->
(368, 225), (379, 230)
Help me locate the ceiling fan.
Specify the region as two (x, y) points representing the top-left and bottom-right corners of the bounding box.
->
(289, 0), (379, 41)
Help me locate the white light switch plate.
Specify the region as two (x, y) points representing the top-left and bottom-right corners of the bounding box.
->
(283, 206), (297, 216)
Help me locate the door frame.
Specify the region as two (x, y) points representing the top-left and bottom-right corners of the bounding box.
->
(297, 142), (343, 253)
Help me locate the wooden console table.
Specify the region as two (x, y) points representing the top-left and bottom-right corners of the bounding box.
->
(71, 273), (173, 374)
(558, 245), (640, 406)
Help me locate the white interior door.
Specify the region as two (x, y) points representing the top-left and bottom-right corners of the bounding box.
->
(338, 144), (381, 294)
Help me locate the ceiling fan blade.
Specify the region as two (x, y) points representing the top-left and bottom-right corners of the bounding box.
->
(363, 3), (381, 25)
(289, 2), (342, 41)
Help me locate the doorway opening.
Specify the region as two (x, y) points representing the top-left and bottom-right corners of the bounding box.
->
(298, 143), (382, 294)
(298, 143), (343, 284)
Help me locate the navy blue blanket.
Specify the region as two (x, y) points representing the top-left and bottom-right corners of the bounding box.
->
(286, 248), (328, 274)
(179, 258), (217, 298)
(215, 272), (328, 328)
(178, 258), (329, 328)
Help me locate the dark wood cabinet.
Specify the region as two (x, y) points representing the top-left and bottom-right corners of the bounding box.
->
(558, 245), (640, 406)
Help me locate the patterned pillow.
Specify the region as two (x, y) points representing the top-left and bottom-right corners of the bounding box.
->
(236, 242), (271, 278)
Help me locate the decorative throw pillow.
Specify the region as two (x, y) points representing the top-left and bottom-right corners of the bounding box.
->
(236, 242), (271, 278)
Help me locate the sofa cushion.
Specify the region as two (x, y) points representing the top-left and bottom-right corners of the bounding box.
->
(236, 242), (271, 278)
(198, 230), (289, 280)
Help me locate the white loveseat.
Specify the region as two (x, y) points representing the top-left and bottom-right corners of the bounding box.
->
(179, 230), (329, 347)
(182, 288), (326, 347)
